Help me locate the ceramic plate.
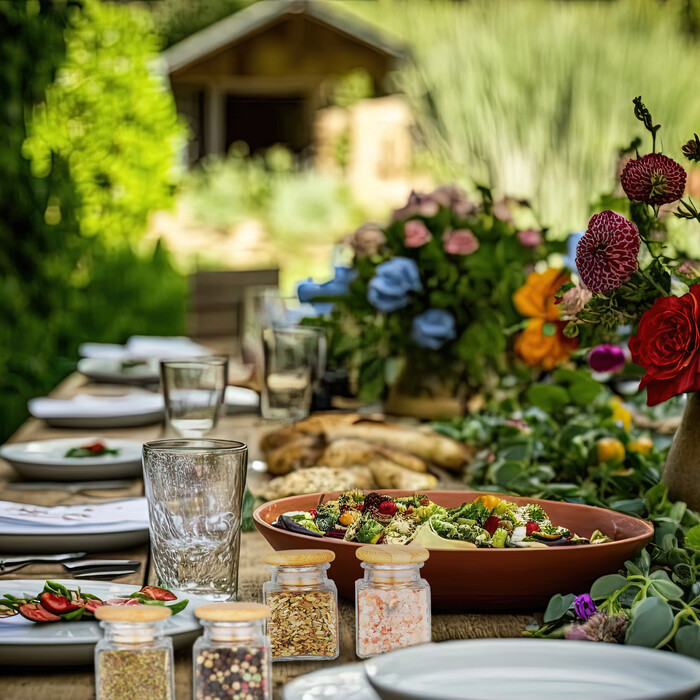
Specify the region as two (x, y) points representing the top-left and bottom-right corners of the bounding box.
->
(364, 639), (700, 700)
(254, 490), (654, 612)
(0, 579), (206, 666)
(283, 663), (379, 700)
(77, 358), (160, 385)
(0, 438), (143, 481)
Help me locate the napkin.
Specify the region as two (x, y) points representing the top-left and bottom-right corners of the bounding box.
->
(224, 386), (259, 410)
(28, 394), (164, 419)
(0, 498), (148, 530)
(79, 335), (211, 360)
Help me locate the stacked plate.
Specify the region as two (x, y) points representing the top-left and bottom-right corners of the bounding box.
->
(283, 640), (700, 700)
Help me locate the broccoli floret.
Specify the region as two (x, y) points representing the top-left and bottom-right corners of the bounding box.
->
(524, 503), (548, 523)
(447, 501), (490, 526)
(314, 505), (339, 532)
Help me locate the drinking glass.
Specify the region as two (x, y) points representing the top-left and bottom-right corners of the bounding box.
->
(142, 439), (248, 600)
(261, 327), (317, 421)
(160, 357), (227, 437)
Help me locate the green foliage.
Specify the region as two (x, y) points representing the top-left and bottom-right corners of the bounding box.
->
(345, 0), (700, 237)
(0, 0), (186, 441)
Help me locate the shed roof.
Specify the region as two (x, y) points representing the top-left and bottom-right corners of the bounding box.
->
(162, 0), (405, 75)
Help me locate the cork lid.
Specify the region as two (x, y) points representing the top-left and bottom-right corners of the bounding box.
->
(195, 602), (270, 622)
(95, 605), (172, 622)
(356, 545), (430, 564)
(263, 549), (335, 566)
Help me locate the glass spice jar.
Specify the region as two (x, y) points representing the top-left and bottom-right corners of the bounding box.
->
(94, 605), (174, 700)
(262, 549), (339, 661)
(355, 545), (431, 659)
(193, 602), (272, 700)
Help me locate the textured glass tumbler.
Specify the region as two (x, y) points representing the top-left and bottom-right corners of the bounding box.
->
(160, 357), (228, 437)
(142, 439), (248, 600)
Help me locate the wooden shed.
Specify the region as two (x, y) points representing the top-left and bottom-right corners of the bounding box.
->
(162, 0), (404, 163)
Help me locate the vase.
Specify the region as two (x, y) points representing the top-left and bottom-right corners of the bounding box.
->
(662, 391), (700, 511)
(383, 354), (465, 420)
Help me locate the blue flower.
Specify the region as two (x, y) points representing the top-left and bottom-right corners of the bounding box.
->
(411, 309), (457, 350)
(367, 257), (422, 313)
(297, 266), (358, 313)
(564, 232), (584, 273)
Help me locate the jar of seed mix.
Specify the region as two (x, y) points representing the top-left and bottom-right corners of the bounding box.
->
(94, 605), (174, 700)
(355, 545), (431, 659)
(193, 602), (272, 700)
(262, 549), (339, 661)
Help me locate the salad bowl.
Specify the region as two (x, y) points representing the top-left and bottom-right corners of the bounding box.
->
(254, 490), (654, 612)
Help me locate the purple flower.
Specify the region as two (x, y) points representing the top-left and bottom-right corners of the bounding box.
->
(573, 593), (597, 621)
(588, 345), (626, 373)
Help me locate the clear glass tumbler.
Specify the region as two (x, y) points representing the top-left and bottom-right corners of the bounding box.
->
(261, 328), (316, 421)
(142, 439), (248, 600)
(160, 356), (228, 437)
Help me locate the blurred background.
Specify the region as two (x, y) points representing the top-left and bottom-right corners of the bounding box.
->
(3, 0), (700, 440)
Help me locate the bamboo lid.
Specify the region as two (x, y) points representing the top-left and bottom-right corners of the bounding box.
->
(356, 545), (429, 565)
(195, 602), (271, 622)
(263, 549), (335, 566)
(95, 605), (172, 622)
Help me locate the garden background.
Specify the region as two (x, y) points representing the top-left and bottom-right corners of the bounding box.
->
(4, 0), (700, 441)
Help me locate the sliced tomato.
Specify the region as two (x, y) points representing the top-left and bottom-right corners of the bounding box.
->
(18, 603), (60, 623)
(525, 521), (541, 537)
(40, 592), (82, 616)
(483, 515), (501, 536)
(85, 441), (106, 453)
(85, 599), (105, 614)
(139, 586), (177, 601)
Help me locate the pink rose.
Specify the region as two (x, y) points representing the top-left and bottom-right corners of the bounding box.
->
(517, 229), (543, 247)
(404, 220), (432, 248)
(392, 191), (439, 221)
(443, 228), (479, 255)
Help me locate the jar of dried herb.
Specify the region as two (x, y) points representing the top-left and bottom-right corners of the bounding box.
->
(355, 545), (431, 659)
(193, 602), (272, 700)
(94, 605), (174, 700)
(262, 549), (339, 661)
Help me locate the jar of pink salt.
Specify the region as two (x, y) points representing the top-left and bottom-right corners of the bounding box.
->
(355, 545), (431, 659)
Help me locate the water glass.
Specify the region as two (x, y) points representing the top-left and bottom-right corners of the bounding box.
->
(142, 439), (248, 600)
(160, 357), (227, 437)
(261, 328), (317, 421)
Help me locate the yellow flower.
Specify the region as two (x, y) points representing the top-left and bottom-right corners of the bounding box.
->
(513, 268), (570, 321)
(473, 494), (502, 510)
(628, 437), (654, 456)
(596, 437), (626, 464)
(610, 397), (632, 432)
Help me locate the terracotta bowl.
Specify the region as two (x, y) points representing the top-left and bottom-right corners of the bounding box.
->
(254, 490), (654, 612)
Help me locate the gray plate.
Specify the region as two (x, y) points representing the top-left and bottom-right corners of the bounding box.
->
(0, 525), (148, 554)
(365, 639), (700, 700)
(283, 663), (379, 700)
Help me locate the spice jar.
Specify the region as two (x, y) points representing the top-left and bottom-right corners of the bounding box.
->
(193, 602), (271, 700)
(355, 545), (431, 658)
(262, 549), (339, 661)
(94, 605), (174, 700)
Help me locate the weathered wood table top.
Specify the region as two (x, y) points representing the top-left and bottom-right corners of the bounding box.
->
(2, 372), (538, 700)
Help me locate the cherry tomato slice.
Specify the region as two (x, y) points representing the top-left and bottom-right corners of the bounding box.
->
(40, 592), (82, 615)
(483, 515), (501, 537)
(139, 586), (177, 601)
(18, 603), (61, 623)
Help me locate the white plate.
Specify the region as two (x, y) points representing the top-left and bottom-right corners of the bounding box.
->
(0, 579), (207, 665)
(77, 358), (160, 385)
(283, 663), (379, 700)
(0, 438), (143, 481)
(365, 639), (700, 700)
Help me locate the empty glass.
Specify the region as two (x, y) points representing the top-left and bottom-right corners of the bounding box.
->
(142, 439), (248, 600)
(261, 327), (320, 421)
(160, 357), (227, 437)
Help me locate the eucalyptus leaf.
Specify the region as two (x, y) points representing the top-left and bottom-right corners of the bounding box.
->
(685, 524), (700, 550)
(543, 593), (576, 623)
(626, 597), (674, 648)
(675, 624), (700, 659)
(590, 574), (628, 600)
(525, 384), (569, 412)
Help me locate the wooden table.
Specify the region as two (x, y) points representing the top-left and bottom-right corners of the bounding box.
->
(1, 373), (538, 699)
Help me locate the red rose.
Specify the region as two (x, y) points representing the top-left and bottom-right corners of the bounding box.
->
(629, 285), (700, 405)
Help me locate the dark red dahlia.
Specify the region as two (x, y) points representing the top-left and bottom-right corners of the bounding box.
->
(576, 210), (640, 293)
(620, 153), (686, 205)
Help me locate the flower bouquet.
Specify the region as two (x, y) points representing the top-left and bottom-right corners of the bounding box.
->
(561, 97), (700, 509)
(299, 186), (555, 417)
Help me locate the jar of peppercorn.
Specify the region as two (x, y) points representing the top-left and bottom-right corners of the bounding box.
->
(94, 605), (174, 700)
(193, 602), (272, 700)
(355, 545), (431, 659)
(262, 549), (339, 661)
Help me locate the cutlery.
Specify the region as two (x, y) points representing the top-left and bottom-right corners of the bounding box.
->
(0, 551), (87, 576)
(62, 559), (141, 574)
(72, 568), (139, 580)
(7, 479), (136, 493)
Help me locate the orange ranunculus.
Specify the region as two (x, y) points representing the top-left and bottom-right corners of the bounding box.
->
(513, 268), (570, 321)
(515, 318), (578, 370)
